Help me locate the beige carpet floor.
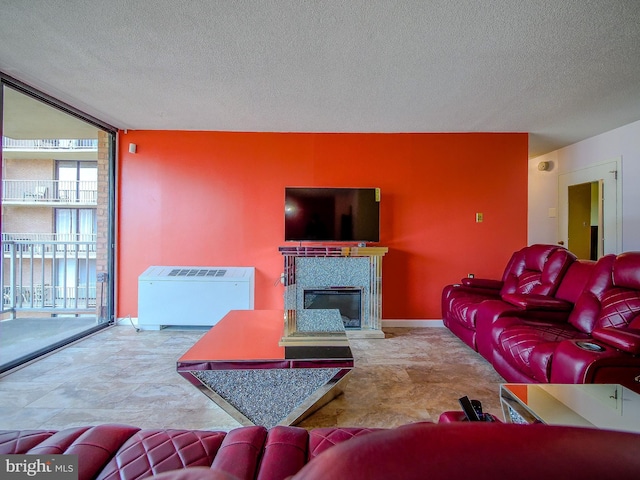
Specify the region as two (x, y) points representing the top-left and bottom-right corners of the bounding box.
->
(0, 324), (505, 431)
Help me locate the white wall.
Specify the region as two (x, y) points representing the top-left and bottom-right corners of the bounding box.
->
(529, 119), (640, 252)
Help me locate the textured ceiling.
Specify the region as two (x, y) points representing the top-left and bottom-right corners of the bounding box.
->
(1, 1), (639, 157)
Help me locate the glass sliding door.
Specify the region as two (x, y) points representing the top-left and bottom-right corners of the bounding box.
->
(55, 208), (97, 309)
(1, 79), (115, 372)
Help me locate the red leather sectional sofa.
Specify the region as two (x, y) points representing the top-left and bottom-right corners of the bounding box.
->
(0, 423), (379, 480)
(442, 245), (640, 391)
(2, 422), (639, 479)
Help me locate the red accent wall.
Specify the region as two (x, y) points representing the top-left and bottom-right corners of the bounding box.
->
(117, 131), (527, 320)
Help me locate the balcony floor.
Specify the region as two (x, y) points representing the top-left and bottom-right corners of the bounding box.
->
(0, 316), (99, 366)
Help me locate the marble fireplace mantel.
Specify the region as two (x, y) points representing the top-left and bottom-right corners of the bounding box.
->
(279, 246), (388, 339)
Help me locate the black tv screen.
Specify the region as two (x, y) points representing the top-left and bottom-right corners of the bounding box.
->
(285, 187), (380, 242)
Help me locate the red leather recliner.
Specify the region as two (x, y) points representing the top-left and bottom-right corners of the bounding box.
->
(3, 422), (640, 480)
(474, 257), (598, 361)
(488, 252), (640, 390)
(442, 244), (576, 350)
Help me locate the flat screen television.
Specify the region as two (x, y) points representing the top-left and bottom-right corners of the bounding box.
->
(285, 187), (380, 243)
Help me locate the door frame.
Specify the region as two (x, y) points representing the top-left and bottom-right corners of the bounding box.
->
(558, 158), (622, 256)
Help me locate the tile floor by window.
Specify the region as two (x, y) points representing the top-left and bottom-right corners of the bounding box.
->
(0, 325), (505, 431)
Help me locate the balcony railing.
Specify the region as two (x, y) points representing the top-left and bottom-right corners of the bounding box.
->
(3, 285), (97, 310)
(1, 180), (97, 204)
(2, 239), (98, 314)
(2, 137), (98, 151)
(2, 234), (97, 256)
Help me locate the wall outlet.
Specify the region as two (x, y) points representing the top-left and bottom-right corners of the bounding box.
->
(468, 273), (475, 278)
(475, 212), (483, 223)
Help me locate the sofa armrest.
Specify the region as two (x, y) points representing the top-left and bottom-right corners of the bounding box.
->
(592, 327), (640, 355)
(550, 338), (640, 385)
(461, 278), (503, 290)
(500, 293), (573, 312)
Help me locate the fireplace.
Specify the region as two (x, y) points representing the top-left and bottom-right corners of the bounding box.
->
(304, 288), (363, 329)
(279, 245), (388, 338)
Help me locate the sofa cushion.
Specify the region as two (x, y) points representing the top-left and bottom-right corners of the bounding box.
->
(612, 252), (640, 290)
(291, 423), (640, 480)
(495, 321), (588, 382)
(594, 288), (640, 331)
(584, 252), (640, 343)
(307, 427), (382, 459)
(0, 429), (57, 454)
(25, 426), (94, 455)
(567, 254), (615, 333)
(97, 428), (226, 480)
(256, 426), (308, 480)
(500, 245), (574, 297)
(209, 426), (266, 480)
(25, 425), (141, 480)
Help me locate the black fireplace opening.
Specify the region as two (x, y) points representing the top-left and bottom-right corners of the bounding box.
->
(303, 288), (362, 329)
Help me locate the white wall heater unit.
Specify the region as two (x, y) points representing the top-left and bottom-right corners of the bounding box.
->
(138, 266), (255, 330)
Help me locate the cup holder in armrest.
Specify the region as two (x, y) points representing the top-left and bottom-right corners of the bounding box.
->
(576, 341), (606, 352)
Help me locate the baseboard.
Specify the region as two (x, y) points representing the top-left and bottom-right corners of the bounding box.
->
(118, 317), (444, 329)
(382, 319), (444, 328)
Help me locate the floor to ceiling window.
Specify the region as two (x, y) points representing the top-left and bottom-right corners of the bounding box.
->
(0, 77), (115, 372)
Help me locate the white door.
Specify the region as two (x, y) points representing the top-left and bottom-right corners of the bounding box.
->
(558, 159), (621, 257)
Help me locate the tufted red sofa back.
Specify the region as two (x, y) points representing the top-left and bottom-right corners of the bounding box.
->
(0, 424), (384, 480)
(567, 254), (616, 333)
(564, 252), (640, 334)
(594, 251), (640, 331)
(500, 244), (575, 297)
(4, 423), (640, 480)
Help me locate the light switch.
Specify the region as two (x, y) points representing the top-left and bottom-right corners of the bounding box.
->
(548, 207), (557, 218)
(475, 212), (483, 223)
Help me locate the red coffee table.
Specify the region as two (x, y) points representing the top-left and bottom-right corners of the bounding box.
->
(177, 309), (353, 428)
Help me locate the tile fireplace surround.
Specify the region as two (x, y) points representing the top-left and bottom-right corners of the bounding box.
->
(279, 246), (388, 338)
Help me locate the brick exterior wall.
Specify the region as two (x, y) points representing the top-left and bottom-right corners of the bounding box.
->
(3, 158), (55, 181)
(95, 130), (111, 319)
